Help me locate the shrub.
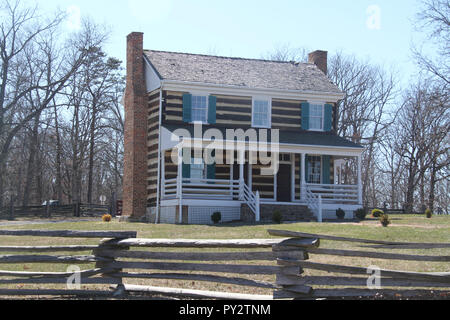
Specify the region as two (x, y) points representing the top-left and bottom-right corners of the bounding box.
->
(211, 212), (222, 224)
(272, 210), (283, 224)
(355, 208), (367, 220)
(336, 208), (346, 220)
(379, 214), (391, 227)
(425, 208), (432, 219)
(102, 214), (112, 222)
(372, 209), (384, 218)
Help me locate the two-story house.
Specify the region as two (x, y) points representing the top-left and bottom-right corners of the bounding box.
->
(123, 32), (364, 224)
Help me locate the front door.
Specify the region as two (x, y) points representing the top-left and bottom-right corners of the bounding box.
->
(277, 164), (291, 202)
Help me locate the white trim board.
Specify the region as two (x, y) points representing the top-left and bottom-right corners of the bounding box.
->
(144, 58), (162, 92)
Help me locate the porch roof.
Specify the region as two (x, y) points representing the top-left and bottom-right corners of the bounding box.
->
(163, 124), (363, 150)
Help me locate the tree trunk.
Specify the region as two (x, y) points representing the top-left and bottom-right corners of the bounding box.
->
(428, 163), (437, 212)
(22, 113), (40, 206)
(87, 103), (96, 204)
(54, 102), (63, 204)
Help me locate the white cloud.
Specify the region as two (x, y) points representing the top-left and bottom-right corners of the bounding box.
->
(66, 5), (81, 31)
(128, 0), (172, 24)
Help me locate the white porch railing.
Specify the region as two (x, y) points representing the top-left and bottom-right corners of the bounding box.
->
(305, 188), (323, 223)
(162, 178), (241, 201)
(306, 184), (359, 204)
(240, 181), (260, 222)
(162, 178), (260, 222)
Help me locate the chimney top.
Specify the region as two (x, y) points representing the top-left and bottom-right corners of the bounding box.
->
(308, 50), (328, 75)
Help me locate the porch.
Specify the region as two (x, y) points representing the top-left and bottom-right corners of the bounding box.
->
(159, 146), (364, 223)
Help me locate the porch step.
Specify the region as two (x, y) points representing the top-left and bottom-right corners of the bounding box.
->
(241, 203), (315, 223)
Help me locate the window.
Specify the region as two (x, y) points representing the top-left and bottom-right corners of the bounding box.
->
(191, 95), (208, 123)
(252, 98), (271, 128)
(307, 156), (322, 184)
(309, 104), (324, 131)
(190, 158), (206, 180)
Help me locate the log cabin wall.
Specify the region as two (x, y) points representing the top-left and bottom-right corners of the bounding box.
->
(147, 89), (160, 207)
(161, 90), (337, 132)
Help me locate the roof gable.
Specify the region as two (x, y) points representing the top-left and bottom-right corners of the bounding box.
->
(144, 50), (342, 95)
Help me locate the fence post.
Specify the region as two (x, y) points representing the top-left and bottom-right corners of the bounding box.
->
(93, 238), (129, 298)
(318, 195), (323, 223)
(74, 202), (80, 217)
(273, 240), (312, 300)
(46, 201), (51, 218)
(8, 201), (14, 221)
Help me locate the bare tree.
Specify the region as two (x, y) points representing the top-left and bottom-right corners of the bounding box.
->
(413, 0), (449, 85)
(0, 1), (105, 206)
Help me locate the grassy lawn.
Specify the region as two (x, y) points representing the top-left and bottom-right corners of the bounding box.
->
(0, 214), (449, 298)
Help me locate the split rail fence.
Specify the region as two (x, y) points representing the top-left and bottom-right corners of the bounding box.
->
(0, 229), (449, 299)
(0, 204), (110, 219)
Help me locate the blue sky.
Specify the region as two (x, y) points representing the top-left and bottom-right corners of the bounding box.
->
(31, 0), (427, 86)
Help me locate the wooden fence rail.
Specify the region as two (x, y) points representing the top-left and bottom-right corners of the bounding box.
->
(0, 203), (110, 219)
(268, 229), (450, 299)
(0, 229), (448, 299)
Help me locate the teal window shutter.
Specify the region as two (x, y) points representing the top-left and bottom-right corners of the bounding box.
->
(208, 96), (217, 124)
(322, 156), (331, 184)
(182, 94), (192, 123)
(324, 104), (333, 132)
(207, 164), (216, 182)
(182, 163), (191, 179)
(305, 154), (309, 183)
(301, 102), (310, 130)
(207, 150), (216, 184)
(182, 148), (191, 179)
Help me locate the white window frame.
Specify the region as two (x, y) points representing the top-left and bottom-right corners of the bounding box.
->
(191, 93), (209, 124)
(308, 102), (325, 132)
(307, 155), (322, 184)
(251, 97), (272, 129)
(190, 157), (206, 180)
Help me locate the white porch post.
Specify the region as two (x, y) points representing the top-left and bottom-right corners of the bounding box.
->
(161, 152), (166, 200)
(248, 163), (253, 191)
(230, 163), (234, 199)
(301, 153), (306, 201)
(177, 148), (183, 224)
(357, 154), (363, 205)
(291, 153), (296, 202)
(239, 150), (245, 200)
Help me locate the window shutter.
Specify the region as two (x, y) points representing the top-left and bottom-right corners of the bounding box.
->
(182, 94), (192, 123)
(207, 164), (216, 181)
(301, 102), (310, 130)
(304, 154), (309, 183)
(207, 150), (216, 184)
(322, 156), (331, 184)
(324, 104), (333, 132)
(182, 148), (191, 179)
(208, 96), (217, 124)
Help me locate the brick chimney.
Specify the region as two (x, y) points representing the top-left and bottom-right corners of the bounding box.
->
(123, 32), (147, 219)
(308, 50), (328, 75)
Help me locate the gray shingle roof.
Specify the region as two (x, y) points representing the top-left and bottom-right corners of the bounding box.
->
(144, 50), (342, 94)
(163, 124), (363, 149)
